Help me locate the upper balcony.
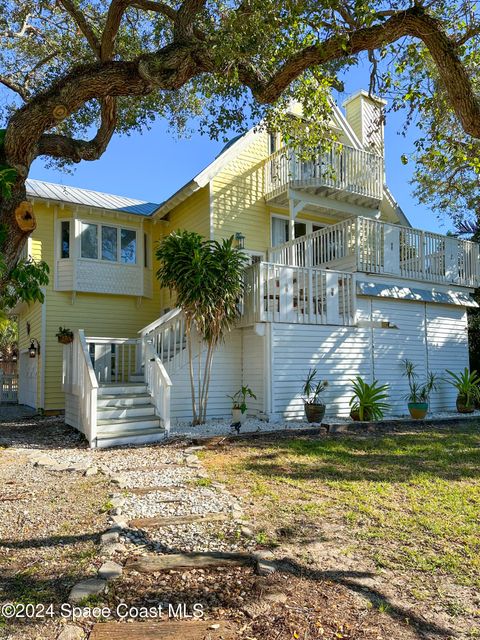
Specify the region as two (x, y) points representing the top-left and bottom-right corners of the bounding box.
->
(264, 142), (384, 209)
(267, 217), (480, 289)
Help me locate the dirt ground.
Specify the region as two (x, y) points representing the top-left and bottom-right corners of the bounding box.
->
(1, 416), (474, 640)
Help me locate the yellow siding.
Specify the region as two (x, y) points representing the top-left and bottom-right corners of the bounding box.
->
(212, 131), (270, 253)
(17, 202), (166, 410)
(166, 186), (210, 238)
(344, 98), (363, 144)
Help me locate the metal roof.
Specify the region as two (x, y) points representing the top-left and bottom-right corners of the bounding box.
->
(357, 280), (478, 307)
(26, 179), (159, 216)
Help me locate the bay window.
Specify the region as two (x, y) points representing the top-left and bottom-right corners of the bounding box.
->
(76, 222), (137, 264)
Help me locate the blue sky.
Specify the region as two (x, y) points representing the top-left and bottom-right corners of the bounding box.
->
(28, 65), (451, 235)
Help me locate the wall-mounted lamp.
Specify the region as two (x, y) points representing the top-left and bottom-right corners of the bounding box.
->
(29, 339), (40, 358)
(235, 232), (245, 250)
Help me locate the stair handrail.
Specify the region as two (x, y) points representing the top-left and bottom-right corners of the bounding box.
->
(139, 307), (182, 337)
(144, 339), (172, 435)
(77, 329), (99, 447)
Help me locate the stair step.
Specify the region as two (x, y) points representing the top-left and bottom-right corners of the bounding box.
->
(129, 374), (145, 383)
(95, 428), (165, 449)
(98, 383), (147, 396)
(97, 416), (162, 434)
(97, 393), (152, 407)
(97, 404), (155, 420)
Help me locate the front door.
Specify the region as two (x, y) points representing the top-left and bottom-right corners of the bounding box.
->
(18, 352), (37, 408)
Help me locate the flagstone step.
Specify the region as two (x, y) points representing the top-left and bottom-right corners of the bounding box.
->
(125, 551), (255, 573)
(89, 620), (237, 640)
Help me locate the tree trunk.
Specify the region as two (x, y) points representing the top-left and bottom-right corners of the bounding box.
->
(186, 320), (198, 425)
(0, 178), (33, 287)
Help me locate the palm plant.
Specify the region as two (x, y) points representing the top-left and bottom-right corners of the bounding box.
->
(445, 368), (480, 411)
(349, 376), (390, 421)
(156, 231), (247, 425)
(402, 359), (437, 403)
(302, 368), (328, 404)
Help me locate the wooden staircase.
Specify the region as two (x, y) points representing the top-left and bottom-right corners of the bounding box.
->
(95, 378), (164, 448)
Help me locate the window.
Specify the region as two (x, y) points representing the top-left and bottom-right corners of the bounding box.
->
(121, 229), (136, 264)
(144, 233), (148, 268)
(269, 132), (278, 155)
(78, 222), (137, 263)
(102, 226), (117, 262)
(81, 222), (98, 259)
(271, 216), (324, 247)
(61, 221), (70, 259)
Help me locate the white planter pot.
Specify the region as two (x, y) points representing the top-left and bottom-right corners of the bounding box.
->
(232, 408), (246, 423)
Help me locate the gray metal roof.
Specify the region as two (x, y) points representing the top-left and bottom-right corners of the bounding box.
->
(26, 179), (159, 216)
(357, 280), (478, 307)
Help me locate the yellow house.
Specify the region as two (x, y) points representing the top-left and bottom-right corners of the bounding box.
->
(15, 91), (480, 447)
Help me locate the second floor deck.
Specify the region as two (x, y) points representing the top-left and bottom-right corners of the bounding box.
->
(266, 217), (480, 289)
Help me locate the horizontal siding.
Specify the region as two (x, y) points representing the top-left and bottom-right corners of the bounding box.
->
(371, 300), (427, 413)
(169, 331), (242, 422)
(212, 131), (270, 253)
(241, 327), (265, 414)
(167, 186), (210, 238)
(426, 305), (468, 411)
(272, 323), (372, 419)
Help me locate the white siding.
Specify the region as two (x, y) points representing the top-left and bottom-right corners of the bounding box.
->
(241, 327), (265, 415)
(169, 330), (242, 422)
(270, 299), (471, 420)
(370, 299), (427, 413)
(426, 304), (469, 410)
(272, 323), (372, 419)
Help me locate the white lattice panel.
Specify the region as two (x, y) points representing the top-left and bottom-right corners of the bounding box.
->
(76, 260), (142, 296)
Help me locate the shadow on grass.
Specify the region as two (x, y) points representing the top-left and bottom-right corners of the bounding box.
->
(226, 425), (480, 483)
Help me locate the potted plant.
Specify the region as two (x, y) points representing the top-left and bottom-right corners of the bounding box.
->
(55, 327), (74, 345)
(302, 368), (328, 423)
(228, 385), (256, 423)
(402, 359), (437, 419)
(445, 368), (480, 413)
(349, 376), (390, 421)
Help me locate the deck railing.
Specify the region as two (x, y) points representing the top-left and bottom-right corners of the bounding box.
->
(85, 337), (140, 384)
(264, 142), (384, 202)
(140, 308), (188, 376)
(239, 262), (355, 326)
(267, 217), (480, 287)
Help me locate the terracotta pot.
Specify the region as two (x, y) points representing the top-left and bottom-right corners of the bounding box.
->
(304, 402), (326, 423)
(456, 395), (475, 414)
(57, 335), (73, 345)
(408, 402), (428, 420)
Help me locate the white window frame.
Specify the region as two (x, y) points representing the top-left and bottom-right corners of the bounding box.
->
(77, 220), (139, 265)
(58, 219), (72, 261)
(270, 213), (324, 247)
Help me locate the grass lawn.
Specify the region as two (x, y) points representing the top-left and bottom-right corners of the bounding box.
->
(201, 425), (480, 636)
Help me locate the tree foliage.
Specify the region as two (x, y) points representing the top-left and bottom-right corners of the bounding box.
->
(156, 230), (247, 424)
(0, 0), (479, 285)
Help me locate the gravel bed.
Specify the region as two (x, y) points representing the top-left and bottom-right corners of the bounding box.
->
(119, 466), (198, 488)
(122, 486), (239, 519)
(123, 520), (254, 554)
(168, 410), (480, 438)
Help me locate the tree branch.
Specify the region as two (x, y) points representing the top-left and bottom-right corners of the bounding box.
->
(174, 0), (206, 42)
(0, 76), (28, 100)
(37, 97), (117, 162)
(57, 0), (101, 58)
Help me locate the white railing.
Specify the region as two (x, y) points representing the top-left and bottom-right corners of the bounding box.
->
(268, 217), (480, 287)
(239, 262), (355, 326)
(265, 142), (384, 202)
(63, 330), (98, 446)
(140, 308), (188, 375)
(144, 340), (172, 434)
(85, 337), (140, 384)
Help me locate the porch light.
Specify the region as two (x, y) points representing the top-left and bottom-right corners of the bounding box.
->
(29, 339), (40, 358)
(235, 232), (245, 250)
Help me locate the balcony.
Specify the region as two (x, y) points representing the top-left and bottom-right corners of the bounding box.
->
(264, 142), (384, 209)
(267, 217), (480, 288)
(239, 262), (355, 326)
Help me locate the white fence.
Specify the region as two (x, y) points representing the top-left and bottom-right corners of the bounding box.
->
(268, 217), (480, 287)
(264, 142), (384, 202)
(239, 262), (355, 326)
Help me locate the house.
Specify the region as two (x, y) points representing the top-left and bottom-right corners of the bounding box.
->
(14, 90), (480, 447)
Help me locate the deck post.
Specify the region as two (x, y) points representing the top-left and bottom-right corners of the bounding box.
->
(325, 272), (340, 325)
